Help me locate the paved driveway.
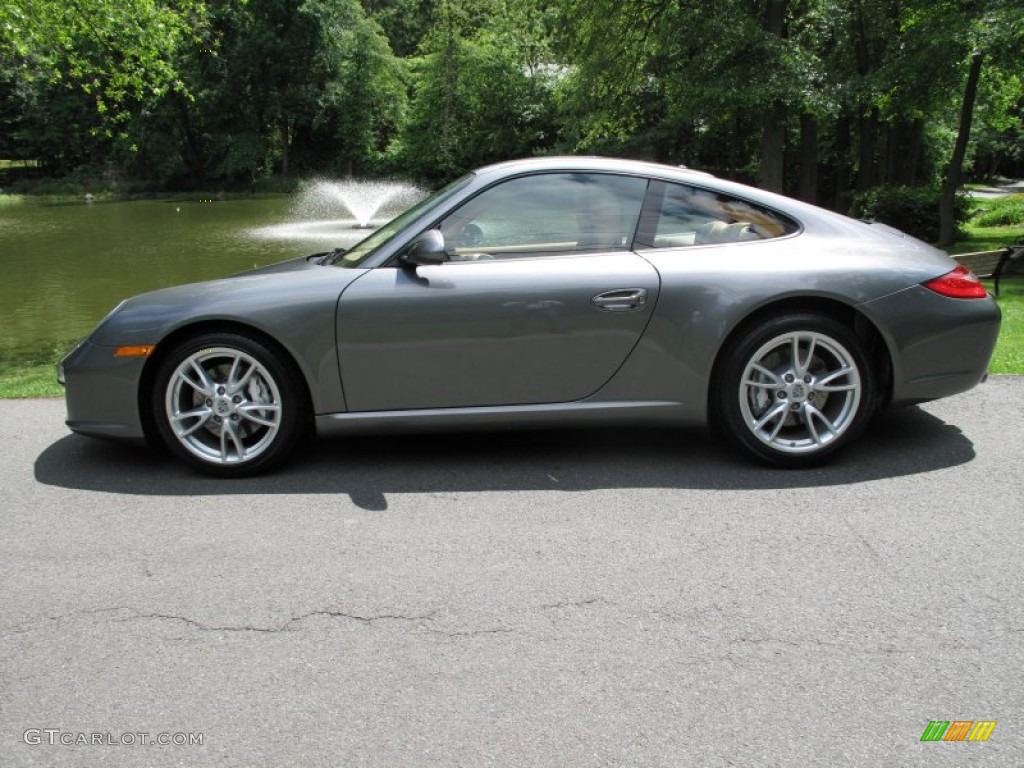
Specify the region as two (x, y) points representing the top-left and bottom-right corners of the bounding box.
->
(2, 379), (1022, 766)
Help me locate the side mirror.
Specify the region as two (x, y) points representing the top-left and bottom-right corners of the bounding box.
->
(400, 230), (447, 267)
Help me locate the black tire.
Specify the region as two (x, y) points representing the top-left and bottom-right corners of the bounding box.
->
(152, 332), (307, 477)
(712, 313), (875, 467)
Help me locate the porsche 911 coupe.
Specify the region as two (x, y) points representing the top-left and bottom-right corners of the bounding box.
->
(59, 157), (1001, 476)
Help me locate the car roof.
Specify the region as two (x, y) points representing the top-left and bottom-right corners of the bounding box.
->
(475, 155), (716, 183)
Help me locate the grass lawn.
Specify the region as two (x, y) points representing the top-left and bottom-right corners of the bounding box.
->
(949, 212), (1023, 375)
(947, 224), (1022, 255)
(0, 359), (62, 398)
(0, 339), (74, 398)
(987, 275), (1024, 374)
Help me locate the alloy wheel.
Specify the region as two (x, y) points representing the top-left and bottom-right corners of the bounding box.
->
(164, 346), (284, 466)
(738, 330), (862, 454)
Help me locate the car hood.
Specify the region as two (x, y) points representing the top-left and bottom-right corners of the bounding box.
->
(89, 257), (366, 347)
(231, 254), (328, 276)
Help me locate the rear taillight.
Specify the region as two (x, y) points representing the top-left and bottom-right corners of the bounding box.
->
(922, 265), (989, 299)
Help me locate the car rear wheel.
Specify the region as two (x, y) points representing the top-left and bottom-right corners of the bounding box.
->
(152, 333), (306, 476)
(714, 314), (874, 467)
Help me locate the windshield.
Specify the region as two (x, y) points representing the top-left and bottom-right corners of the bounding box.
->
(329, 174), (475, 267)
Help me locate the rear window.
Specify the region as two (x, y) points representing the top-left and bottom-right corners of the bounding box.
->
(634, 181), (800, 249)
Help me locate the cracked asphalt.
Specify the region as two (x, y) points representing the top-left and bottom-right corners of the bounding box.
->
(2, 380), (1023, 767)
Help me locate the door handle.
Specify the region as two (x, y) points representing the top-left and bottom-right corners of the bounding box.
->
(591, 288), (648, 312)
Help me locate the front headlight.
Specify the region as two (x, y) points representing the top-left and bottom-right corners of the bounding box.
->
(57, 300), (127, 387)
(93, 299), (128, 333)
(57, 339), (85, 386)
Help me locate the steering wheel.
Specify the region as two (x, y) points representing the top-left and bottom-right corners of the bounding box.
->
(460, 223), (483, 247)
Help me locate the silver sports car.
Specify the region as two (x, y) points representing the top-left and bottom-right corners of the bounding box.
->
(59, 157), (1001, 476)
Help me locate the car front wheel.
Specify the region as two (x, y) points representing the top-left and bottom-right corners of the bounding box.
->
(152, 333), (306, 476)
(714, 314), (874, 467)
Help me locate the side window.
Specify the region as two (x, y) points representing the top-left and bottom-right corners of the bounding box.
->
(634, 181), (799, 249)
(440, 173), (647, 259)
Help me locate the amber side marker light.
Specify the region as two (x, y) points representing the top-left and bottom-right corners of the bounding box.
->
(922, 265), (989, 299)
(114, 345), (156, 358)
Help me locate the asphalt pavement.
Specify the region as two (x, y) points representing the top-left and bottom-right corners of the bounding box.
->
(1, 379), (1022, 767)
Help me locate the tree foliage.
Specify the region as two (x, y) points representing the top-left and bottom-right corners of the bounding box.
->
(0, 0), (205, 121)
(1, 0), (1022, 227)
(395, 0), (557, 183)
(557, 0), (1023, 214)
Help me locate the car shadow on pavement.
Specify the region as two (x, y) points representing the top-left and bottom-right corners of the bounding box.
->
(34, 405), (975, 510)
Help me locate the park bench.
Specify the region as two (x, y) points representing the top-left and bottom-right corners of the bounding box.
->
(953, 241), (1024, 296)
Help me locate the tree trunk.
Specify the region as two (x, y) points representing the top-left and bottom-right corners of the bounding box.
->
(856, 108), (879, 194)
(904, 119), (924, 186)
(883, 119), (924, 187)
(884, 121), (901, 186)
(798, 113), (818, 203)
(759, 0), (787, 192)
(834, 113), (852, 213)
(760, 103), (786, 192)
(939, 51), (983, 247)
(173, 93), (205, 187)
(279, 120), (290, 177)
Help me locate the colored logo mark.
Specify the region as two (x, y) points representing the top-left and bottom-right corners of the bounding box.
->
(920, 721), (996, 742)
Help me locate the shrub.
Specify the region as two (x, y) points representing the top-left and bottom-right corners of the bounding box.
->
(852, 185), (969, 243)
(973, 194), (1024, 227)
(251, 175), (300, 194)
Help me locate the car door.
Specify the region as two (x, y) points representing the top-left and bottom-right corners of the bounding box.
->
(336, 172), (661, 412)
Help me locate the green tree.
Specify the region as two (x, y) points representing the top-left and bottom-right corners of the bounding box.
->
(321, 2), (408, 176)
(361, 0), (434, 57)
(556, 0), (1023, 223)
(932, 0), (1024, 244)
(397, 0), (557, 183)
(556, 0), (826, 185)
(0, 0), (205, 129)
(120, 0), (406, 185)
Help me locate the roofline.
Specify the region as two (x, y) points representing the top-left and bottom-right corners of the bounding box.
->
(474, 155), (717, 181)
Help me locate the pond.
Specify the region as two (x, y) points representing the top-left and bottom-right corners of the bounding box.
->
(0, 184), (422, 361)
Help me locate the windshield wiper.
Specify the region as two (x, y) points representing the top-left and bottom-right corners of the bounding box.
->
(311, 247), (346, 265)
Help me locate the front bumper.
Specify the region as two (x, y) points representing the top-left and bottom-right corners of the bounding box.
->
(61, 340), (149, 441)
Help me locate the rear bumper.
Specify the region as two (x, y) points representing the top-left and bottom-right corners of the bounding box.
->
(860, 285), (1001, 406)
(62, 340), (148, 441)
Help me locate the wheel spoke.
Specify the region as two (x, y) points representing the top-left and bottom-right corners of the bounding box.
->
(226, 355), (241, 389)
(237, 403), (280, 427)
(220, 421), (246, 462)
(744, 363), (781, 388)
(804, 403), (835, 445)
(753, 400), (789, 432)
(802, 407), (822, 445)
(810, 403), (836, 433)
(792, 334), (816, 377)
(192, 359), (218, 393)
(816, 367), (857, 391)
(765, 410), (788, 441)
(172, 406), (213, 436)
(177, 366), (210, 396)
(227, 356), (257, 395)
